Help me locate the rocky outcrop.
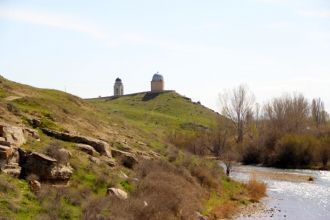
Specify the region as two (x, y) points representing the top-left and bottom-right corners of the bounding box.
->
(41, 128), (112, 157)
(111, 149), (138, 169)
(0, 145), (14, 162)
(19, 149), (73, 183)
(1, 162), (21, 177)
(0, 124), (26, 147)
(0, 124), (40, 177)
(77, 144), (98, 156)
(107, 188), (128, 200)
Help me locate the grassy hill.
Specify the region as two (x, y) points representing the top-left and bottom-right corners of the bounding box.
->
(0, 76), (260, 219)
(88, 91), (221, 149)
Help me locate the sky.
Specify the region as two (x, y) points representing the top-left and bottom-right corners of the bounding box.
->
(0, 0), (329, 112)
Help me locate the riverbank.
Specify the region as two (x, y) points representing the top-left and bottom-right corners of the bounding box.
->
(231, 165), (330, 220)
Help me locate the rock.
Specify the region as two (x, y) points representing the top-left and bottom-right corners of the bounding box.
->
(196, 212), (208, 220)
(107, 188), (128, 200)
(100, 156), (117, 167)
(50, 164), (74, 181)
(27, 117), (42, 128)
(41, 128), (112, 157)
(77, 144), (98, 156)
(29, 180), (41, 192)
(119, 171), (128, 179)
(0, 124), (26, 147)
(23, 128), (40, 141)
(0, 145), (14, 161)
(0, 137), (11, 147)
(111, 149), (138, 169)
(89, 156), (101, 164)
(19, 150), (73, 183)
(1, 162), (21, 177)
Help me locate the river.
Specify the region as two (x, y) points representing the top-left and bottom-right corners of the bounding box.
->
(230, 165), (330, 220)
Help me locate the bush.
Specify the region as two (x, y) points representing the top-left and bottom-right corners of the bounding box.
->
(270, 134), (319, 168)
(245, 175), (266, 202)
(45, 141), (70, 165)
(242, 144), (262, 165)
(320, 137), (330, 168)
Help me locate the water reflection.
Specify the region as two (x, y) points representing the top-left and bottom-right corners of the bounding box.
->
(231, 165), (330, 220)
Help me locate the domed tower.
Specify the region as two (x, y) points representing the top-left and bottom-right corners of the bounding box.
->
(114, 78), (124, 96)
(151, 73), (164, 93)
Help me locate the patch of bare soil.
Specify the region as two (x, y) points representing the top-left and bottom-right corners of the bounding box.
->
(238, 168), (314, 182)
(4, 96), (22, 101)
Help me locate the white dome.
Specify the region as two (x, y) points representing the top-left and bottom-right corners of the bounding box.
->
(152, 73), (164, 81)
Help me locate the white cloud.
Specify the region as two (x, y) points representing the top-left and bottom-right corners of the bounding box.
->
(0, 6), (204, 50)
(0, 7), (109, 38)
(298, 9), (330, 18)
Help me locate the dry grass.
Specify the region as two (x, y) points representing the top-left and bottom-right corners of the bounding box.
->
(245, 175), (267, 202)
(209, 201), (238, 219)
(90, 159), (206, 220)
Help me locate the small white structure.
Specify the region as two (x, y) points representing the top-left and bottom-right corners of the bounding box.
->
(151, 73), (164, 93)
(114, 78), (124, 96)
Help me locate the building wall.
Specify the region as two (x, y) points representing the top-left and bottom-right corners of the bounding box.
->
(114, 83), (124, 96)
(151, 81), (164, 92)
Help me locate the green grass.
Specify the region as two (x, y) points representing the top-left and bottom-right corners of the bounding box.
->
(0, 173), (41, 219)
(202, 177), (250, 216)
(89, 92), (220, 142)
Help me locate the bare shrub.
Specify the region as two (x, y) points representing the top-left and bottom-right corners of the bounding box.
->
(107, 159), (204, 220)
(270, 134), (319, 168)
(245, 175), (266, 202)
(45, 141), (70, 165)
(209, 201), (238, 219)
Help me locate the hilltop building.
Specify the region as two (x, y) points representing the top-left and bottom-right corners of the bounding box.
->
(151, 73), (164, 93)
(114, 78), (124, 96)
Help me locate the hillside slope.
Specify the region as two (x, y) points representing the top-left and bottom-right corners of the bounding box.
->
(88, 91), (221, 149)
(0, 76), (257, 219)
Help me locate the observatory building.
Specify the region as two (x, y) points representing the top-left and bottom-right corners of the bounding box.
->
(114, 78), (124, 96)
(151, 73), (164, 93)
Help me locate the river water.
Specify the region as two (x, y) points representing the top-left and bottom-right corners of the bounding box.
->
(230, 165), (330, 220)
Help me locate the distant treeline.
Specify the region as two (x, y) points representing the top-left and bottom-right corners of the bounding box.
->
(170, 85), (330, 170)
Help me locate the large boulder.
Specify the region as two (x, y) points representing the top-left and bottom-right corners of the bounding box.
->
(76, 144), (98, 156)
(41, 128), (112, 157)
(111, 149), (138, 169)
(19, 150), (73, 183)
(0, 124), (26, 147)
(107, 188), (128, 200)
(50, 164), (74, 181)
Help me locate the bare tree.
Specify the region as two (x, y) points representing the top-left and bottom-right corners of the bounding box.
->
(264, 94), (309, 133)
(311, 98), (327, 128)
(219, 85), (255, 143)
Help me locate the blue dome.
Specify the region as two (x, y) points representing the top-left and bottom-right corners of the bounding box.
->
(152, 73), (164, 81)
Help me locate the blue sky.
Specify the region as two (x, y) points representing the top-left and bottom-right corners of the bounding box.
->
(0, 0), (329, 111)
